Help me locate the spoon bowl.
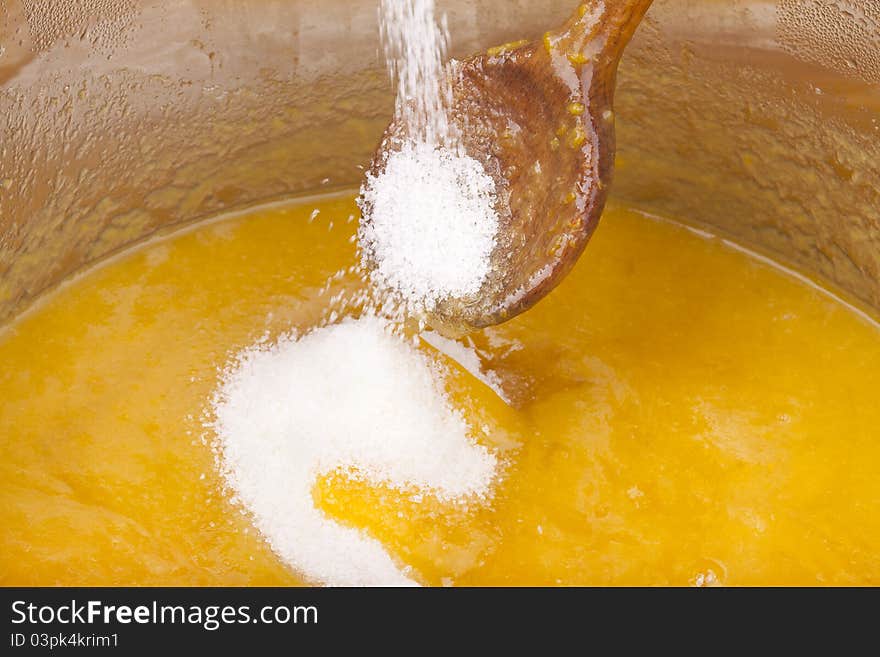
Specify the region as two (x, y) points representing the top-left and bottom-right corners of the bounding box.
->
(364, 0), (654, 333)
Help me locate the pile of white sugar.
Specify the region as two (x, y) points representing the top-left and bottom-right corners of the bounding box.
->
(359, 142), (499, 310)
(211, 317), (497, 586)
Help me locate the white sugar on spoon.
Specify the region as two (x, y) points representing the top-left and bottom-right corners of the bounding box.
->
(358, 0), (502, 318)
(358, 142), (499, 312)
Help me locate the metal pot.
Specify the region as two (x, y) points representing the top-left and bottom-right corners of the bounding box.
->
(1, 0), (878, 323)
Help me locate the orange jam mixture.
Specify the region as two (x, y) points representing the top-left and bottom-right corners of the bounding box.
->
(2, 194), (880, 585)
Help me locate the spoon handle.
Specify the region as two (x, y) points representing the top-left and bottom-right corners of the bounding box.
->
(547, 0), (654, 75)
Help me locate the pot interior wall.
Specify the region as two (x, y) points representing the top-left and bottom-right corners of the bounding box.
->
(1, 0), (878, 323)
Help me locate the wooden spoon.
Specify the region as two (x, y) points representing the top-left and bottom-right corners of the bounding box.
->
(366, 0), (654, 334)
